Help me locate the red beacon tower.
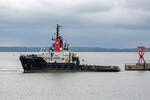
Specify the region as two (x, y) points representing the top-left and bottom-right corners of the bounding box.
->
(137, 46), (146, 64)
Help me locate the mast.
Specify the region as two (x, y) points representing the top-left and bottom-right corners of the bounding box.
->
(54, 24), (62, 52)
(56, 24), (61, 39)
(50, 24), (68, 52)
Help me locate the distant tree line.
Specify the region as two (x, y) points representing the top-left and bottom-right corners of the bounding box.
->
(0, 47), (149, 52)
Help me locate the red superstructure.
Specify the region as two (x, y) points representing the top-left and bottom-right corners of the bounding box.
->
(54, 39), (60, 52)
(137, 46), (146, 64)
(50, 24), (68, 52)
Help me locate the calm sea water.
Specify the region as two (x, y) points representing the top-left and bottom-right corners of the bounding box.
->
(0, 52), (150, 100)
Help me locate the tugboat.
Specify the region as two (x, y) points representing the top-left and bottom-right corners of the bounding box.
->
(20, 24), (120, 73)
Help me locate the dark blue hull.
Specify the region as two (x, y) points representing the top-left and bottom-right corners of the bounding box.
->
(20, 55), (120, 72)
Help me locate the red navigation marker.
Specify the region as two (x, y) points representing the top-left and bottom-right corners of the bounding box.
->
(137, 46), (146, 64)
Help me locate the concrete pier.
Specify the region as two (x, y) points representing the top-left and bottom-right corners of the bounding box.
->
(125, 63), (150, 71)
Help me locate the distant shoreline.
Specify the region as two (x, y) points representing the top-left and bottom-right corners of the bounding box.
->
(0, 47), (148, 52)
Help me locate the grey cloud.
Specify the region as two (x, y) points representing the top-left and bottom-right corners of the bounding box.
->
(124, 0), (150, 10)
(72, 1), (113, 13)
(0, 0), (150, 48)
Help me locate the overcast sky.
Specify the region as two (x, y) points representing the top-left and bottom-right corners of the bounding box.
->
(0, 0), (150, 48)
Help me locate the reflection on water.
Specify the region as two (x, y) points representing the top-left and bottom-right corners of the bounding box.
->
(0, 52), (150, 100)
